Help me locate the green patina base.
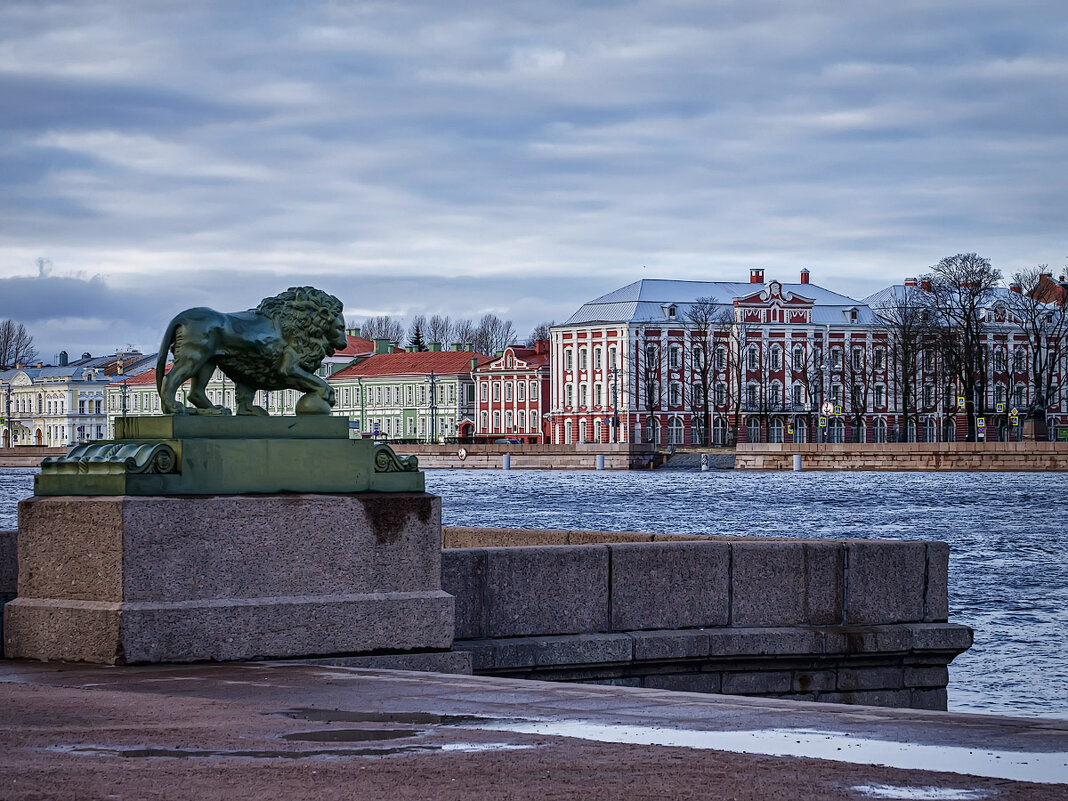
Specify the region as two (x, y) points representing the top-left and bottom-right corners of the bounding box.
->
(35, 416), (422, 496)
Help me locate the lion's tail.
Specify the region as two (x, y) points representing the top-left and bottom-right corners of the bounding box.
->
(156, 318), (179, 398)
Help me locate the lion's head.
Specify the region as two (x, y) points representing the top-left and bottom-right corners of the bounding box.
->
(256, 286), (347, 371)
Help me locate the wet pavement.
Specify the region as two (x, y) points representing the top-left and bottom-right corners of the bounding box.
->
(1, 660), (1065, 800)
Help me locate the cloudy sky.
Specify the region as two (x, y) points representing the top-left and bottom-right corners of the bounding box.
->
(1, 0), (1065, 360)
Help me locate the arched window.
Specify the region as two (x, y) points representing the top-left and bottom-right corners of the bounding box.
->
(793, 345), (805, 370)
(530, 411), (538, 431)
(505, 411), (513, 431)
(873, 418), (887, 443)
(769, 381), (782, 410)
(746, 417), (761, 443)
(713, 418), (728, 446)
(942, 417), (956, 442)
(579, 419), (588, 442)
(746, 346), (759, 370)
(923, 417), (937, 442)
(668, 417), (684, 445)
(565, 420), (573, 444)
(647, 417), (661, 444)
(593, 418), (602, 442)
(769, 417), (784, 443)
(794, 417), (808, 443)
(828, 418), (845, 443)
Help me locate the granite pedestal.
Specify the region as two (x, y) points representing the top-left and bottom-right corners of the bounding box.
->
(3, 492), (454, 664)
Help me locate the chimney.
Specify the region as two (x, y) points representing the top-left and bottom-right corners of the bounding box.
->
(749, 268), (765, 284)
(373, 338), (392, 354)
(920, 279), (932, 292)
(464, 343), (473, 352)
(536, 338), (548, 354)
(470, 357), (478, 372)
(904, 277), (918, 287)
(58, 350), (69, 366)
(346, 326), (361, 339)
(1010, 282), (1022, 294)
(428, 342), (442, 352)
(800, 268), (810, 285)
(451, 343), (463, 351)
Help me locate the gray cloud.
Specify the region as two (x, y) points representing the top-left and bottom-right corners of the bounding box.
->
(1, 0), (1066, 359)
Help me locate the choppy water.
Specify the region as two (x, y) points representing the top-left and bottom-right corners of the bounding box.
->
(2, 467), (1065, 720)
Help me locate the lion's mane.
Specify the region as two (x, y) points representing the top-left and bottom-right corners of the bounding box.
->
(256, 286), (344, 369)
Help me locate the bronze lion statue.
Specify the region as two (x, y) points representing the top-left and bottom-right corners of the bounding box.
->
(156, 287), (347, 416)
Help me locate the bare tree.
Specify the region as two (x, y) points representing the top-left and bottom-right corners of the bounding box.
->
(471, 313), (516, 355)
(1006, 265), (1068, 437)
(921, 253), (1002, 441)
(874, 287), (929, 442)
(629, 328), (663, 444)
(719, 311), (756, 446)
(842, 339), (881, 442)
(684, 297), (719, 446)
(453, 318), (477, 346)
(527, 321), (555, 346)
(425, 314), (455, 346)
(0, 320), (38, 368)
(361, 315), (405, 343)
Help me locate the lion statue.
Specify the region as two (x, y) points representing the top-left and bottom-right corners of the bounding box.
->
(156, 287), (347, 416)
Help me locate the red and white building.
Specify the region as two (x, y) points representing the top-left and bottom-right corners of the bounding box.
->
(473, 340), (551, 443)
(550, 268), (1068, 445)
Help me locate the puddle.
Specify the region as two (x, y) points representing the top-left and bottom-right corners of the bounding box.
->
(466, 722), (1068, 784)
(280, 729), (418, 743)
(273, 708), (489, 726)
(851, 786), (990, 800)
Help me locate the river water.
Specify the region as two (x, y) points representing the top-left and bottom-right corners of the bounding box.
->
(2, 467), (1065, 720)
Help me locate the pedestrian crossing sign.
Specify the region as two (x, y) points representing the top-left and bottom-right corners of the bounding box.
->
(996, 403), (1005, 413)
(834, 405), (842, 416)
(819, 416), (827, 427)
(977, 417), (986, 429)
(1010, 415), (1019, 426)
(957, 397), (966, 409)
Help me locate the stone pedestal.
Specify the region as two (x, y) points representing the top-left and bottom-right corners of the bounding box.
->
(3, 493), (453, 664)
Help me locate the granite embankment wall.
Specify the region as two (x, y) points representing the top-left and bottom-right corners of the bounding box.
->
(736, 441), (1068, 471)
(440, 526), (971, 710)
(391, 443), (656, 470)
(0, 448), (63, 468)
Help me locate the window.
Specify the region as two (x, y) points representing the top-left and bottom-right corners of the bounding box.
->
(923, 385), (934, 407)
(493, 411), (501, 430)
(746, 417), (761, 443)
(608, 347), (617, 369)
(994, 349), (1006, 372)
(530, 381), (538, 400)
(715, 382), (727, 406)
(769, 381), (782, 409)
(873, 418), (887, 443)
(564, 349), (573, 371)
(480, 411), (488, 430)
(746, 384), (758, 407)
(793, 384), (804, 407)
(669, 344), (681, 369)
(944, 384), (955, 409)
(852, 347), (864, 370)
(874, 385), (885, 408)
(517, 382), (525, 401)
(505, 382), (512, 402)
(923, 350), (935, 371)
(830, 348), (842, 370)
(995, 384), (1006, 405)
(492, 383), (501, 402)
(79, 400), (85, 414)
(769, 418), (784, 443)
(505, 411), (513, 430)
(747, 346), (758, 370)
(715, 347), (727, 370)
(565, 385), (574, 407)
(924, 418), (936, 443)
(529, 411), (538, 431)
(669, 382), (682, 406)
(668, 417), (684, 444)
(579, 348), (588, 370)
(594, 383), (603, 406)
(1014, 385), (1026, 407)
(873, 348), (885, 370)
(579, 384), (588, 407)
(692, 345), (705, 370)
(831, 384), (843, 405)
(690, 383), (705, 406)
(793, 346), (805, 370)
(770, 346), (782, 371)
(645, 344), (659, 367)
(518, 412), (526, 431)
(594, 348), (602, 370)
(1013, 347), (1025, 372)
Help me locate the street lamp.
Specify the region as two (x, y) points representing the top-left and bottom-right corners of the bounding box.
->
(425, 371), (438, 444)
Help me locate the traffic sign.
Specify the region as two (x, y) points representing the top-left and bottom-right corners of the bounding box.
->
(819, 416), (827, 428)
(834, 405), (842, 416)
(977, 417), (986, 429)
(996, 403), (1005, 413)
(1010, 416), (1019, 426)
(957, 397), (966, 409)
(1010, 407), (1019, 416)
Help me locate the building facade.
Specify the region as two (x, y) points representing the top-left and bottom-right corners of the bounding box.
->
(550, 269), (1067, 445)
(473, 341), (551, 443)
(2, 351), (155, 448)
(329, 348), (490, 442)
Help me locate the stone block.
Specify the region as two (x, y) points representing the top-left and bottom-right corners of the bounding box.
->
(793, 670), (836, 693)
(904, 665), (949, 688)
(294, 650), (472, 674)
(731, 541), (843, 626)
(837, 667), (904, 691)
(534, 634), (633, 667)
(451, 639), (498, 671)
(568, 530), (652, 545)
(630, 629), (709, 661)
(484, 546), (609, 637)
(5, 493), (454, 664)
(844, 540), (926, 624)
(609, 542), (729, 631)
(0, 529), (16, 594)
(907, 623), (973, 652)
(643, 673), (722, 693)
(487, 637), (541, 670)
(722, 670), (793, 695)
(823, 625), (909, 655)
(924, 542), (950, 622)
(441, 549), (486, 639)
(818, 689), (912, 708)
(911, 687), (949, 710)
(707, 627), (822, 657)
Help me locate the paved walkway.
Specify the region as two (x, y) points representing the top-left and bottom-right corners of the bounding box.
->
(1, 660), (1064, 800)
